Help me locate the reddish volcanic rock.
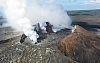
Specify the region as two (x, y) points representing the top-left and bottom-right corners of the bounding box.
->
(72, 25), (95, 36)
(58, 25), (100, 63)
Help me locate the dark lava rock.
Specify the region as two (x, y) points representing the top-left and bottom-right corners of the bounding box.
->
(58, 25), (100, 63)
(0, 27), (77, 63)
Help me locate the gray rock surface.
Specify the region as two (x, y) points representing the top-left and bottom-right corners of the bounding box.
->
(0, 27), (78, 63)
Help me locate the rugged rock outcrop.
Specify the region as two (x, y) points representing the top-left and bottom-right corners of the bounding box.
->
(58, 25), (100, 63)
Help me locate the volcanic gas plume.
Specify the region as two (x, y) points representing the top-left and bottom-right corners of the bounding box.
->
(0, 0), (72, 44)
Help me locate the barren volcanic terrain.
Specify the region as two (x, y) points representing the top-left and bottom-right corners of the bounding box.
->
(0, 9), (100, 63)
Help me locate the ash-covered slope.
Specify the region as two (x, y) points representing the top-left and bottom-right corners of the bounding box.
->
(0, 27), (77, 63)
(58, 25), (100, 63)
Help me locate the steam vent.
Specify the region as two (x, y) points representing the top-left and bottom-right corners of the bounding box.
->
(58, 25), (100, 63)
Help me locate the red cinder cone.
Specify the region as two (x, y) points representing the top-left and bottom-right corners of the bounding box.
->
(58, 25), (100, 63)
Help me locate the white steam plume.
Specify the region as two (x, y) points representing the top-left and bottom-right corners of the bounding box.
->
(2, 0), (72, 44)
